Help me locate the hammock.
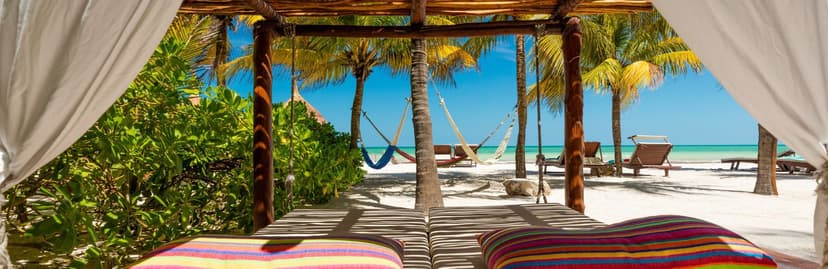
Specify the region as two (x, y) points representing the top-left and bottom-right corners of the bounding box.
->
(394, 106), (516, 166)
(362, 145), (397, 169)
(359, 99), (410, 169)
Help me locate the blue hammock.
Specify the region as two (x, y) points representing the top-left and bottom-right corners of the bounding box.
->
(362, 145), (397, 169)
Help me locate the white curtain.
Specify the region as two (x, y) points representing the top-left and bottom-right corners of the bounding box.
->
(652, 0), (828, 263)
(0, 0), (182, 265)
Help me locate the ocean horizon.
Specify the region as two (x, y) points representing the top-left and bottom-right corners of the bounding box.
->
(362, 144), (792, 162)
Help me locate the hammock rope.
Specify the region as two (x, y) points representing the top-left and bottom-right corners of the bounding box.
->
(534, 25), (547, 203)
(359, 99), (411, 169)
(285, 24), (297, 205)
(486, 116), (515, 162)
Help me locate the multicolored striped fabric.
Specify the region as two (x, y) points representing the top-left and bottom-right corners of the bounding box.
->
(477, 215), (777, 269)
(129, 234), (404, 269)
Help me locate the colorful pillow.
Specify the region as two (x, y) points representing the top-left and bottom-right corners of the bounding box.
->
(129, 234), (404, 269)
(477, 215), (776, 269)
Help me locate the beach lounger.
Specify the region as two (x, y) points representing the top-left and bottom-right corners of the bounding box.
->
(433, 144), (452, 163)
(541, 141), (608, 176)
(777, 159), (817, 175)
(621, 142), (680, 176)
(452, 144), (480, 167)
(255, 208), (431, 269)
(721, 150), (796, 171)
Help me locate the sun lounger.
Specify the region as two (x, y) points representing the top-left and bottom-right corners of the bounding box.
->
(776, 159), (817, 175)
(433, 144), (453, 163)
(541, 141), (609, 176)
(254, 208), (431, 269)
(720, 157), (758, 170)
(721, 150), (797, 171)
(621, 142), (680, 176)
(136, 204), (816, 269)
(453, 144), (480, 167)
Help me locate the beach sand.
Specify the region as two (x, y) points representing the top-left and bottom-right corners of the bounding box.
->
(318, 161), (819, 262)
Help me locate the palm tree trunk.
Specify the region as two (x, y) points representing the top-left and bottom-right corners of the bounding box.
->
(213, 15), (231, 87)
(515, 35), (527, 178)
(411, 38), (443, 212)
(349, 73), (367, 149)
(755, 124), (778, 195)
(612, 89), (622, 176)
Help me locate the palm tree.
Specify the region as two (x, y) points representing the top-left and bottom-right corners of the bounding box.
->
(755, 124), (778, 195)
(514, 34), (528, 178)
(531, 13), (702, 176)
(206, 15), (234, 86)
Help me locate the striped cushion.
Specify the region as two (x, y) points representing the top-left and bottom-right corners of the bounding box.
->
(129, 234), (404, 269)
(477, 215), (777, 269)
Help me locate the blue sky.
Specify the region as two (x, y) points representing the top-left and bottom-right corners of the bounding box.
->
(225, 26), (760, 147)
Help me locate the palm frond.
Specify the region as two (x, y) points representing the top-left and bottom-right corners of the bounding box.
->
(582, 58), (622, 93)
(650, 50), (703, 76)
(618, 61), (663, 106)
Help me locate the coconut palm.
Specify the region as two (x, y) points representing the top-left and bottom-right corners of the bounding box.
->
(530, 13), (702, 176)
(205, 15), (234, 86)
(755, 124), (778, 195)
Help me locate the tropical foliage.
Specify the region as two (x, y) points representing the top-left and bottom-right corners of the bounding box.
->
(531, 13), (702, 175)
(4, 15), (364, 267)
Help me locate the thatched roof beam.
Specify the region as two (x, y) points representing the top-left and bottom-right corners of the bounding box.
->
(412, 0), (427, 27)
(179, 1), (653, 17)
(275, 20), (561, 38)
(555, 0), (581, 19)
(243, 0), (285, 24)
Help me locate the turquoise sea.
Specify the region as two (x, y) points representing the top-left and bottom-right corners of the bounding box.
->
(363, 145), (792, 163)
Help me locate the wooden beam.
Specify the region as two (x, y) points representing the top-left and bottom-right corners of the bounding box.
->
(252, 20), (275, 231)
(562, 17), (585, 213)
(242, 0), (285, 24)
(555, 0), (583, 19)
(275, 20), (561, 38)
(411, 0), (427, 27)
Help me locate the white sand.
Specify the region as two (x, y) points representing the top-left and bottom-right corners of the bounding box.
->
(320, 161), (819, 261)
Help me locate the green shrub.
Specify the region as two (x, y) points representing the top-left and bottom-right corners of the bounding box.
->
(4, 29), (364, 268)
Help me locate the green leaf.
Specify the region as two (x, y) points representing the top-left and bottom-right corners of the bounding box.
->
(51, 230), (77, 253)
(25, 216), (62, 237)
(104, 212), (119, 222)
(152, 195), (168, 207)
(68, 258), (87, 269)
(79, 200), (97, 208)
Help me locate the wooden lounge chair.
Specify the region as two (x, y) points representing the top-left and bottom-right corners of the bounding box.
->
(452, 144), (479, 167)
(433, 144), (452, 163)
(622, 143), (680, 177)
(541, 141), (608, 176)
(721, 150), (796, 171)
(776, 159), (817, 175)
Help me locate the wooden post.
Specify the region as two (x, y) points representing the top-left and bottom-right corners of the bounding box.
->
(252, 20), (275, 231)
(562, 17), (585, 213)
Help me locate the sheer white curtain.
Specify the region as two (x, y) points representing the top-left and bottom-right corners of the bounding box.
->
(652, 0), (828, 263)
(0, 0), (182, 265)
